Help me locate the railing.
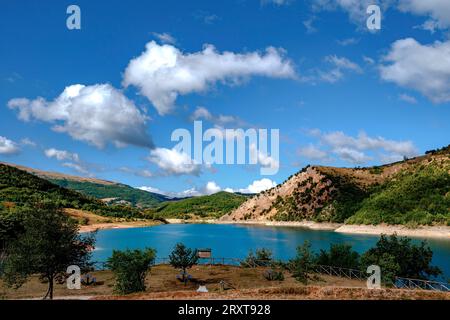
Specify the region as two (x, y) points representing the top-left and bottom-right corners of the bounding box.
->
(394, 277), (450, 292)
(312, 264), (366, 281)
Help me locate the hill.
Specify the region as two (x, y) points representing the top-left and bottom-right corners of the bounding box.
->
(48, 179), (169, 208)
(1, 162), (168, 208)
(0, 164), (143, 218)
(222, 145), (450, 226)
(148, 191), (247, 219)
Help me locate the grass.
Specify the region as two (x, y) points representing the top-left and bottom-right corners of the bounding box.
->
(0, 264), (365, 299)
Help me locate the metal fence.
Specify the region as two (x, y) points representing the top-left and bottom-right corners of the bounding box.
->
(394, 277), (450, 292)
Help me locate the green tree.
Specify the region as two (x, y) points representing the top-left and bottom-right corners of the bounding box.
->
(106, 248), (156, 294)
(288, 241), (316, 285)
(1, 205), (95, 299)
(361, 234), (441, 284)
(168, 243), (198, 285)
(242, 248), (273, 267)
(316, 243), (360, 269)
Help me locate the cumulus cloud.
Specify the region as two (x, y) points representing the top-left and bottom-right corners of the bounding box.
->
(147, 147), (202, 176)
(61, 162), (91, 176)
(0, 136), (20, 155)
(8, 84), (153, 149)
(237, 178), (277, 194)
(305, 129), (418, 165)
(380, 38), (450, 103)
(44, 148), (80, 162)
(122, 41), (296, 115)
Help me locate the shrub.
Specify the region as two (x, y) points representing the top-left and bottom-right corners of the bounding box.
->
(107, 248), (156, 294)
(316, 243), (360, 269)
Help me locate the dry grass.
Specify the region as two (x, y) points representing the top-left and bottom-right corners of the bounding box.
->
(1, 265), (448, 300)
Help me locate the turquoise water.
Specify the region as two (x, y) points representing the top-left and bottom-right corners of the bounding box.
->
(91, 224), (450, 281)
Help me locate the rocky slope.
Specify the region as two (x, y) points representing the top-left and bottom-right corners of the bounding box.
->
(222, 146), (450, 225)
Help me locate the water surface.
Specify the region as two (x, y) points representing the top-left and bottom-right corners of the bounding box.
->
(91, 224), (450, 281)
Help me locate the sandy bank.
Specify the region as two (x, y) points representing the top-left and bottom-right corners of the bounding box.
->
(166, 218), (450, 239)
(334, 224), (450, 238)
(79, 221), (159, 233)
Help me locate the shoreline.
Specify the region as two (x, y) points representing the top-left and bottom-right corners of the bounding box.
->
(165, 218), (450, 239)
(79, 219), (450, 239)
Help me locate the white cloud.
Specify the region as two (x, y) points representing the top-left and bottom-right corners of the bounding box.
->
(306, 129), (418, 165)
(398, 93), (418, 104)
(122, 41), (296, 115)
(398, 0), (450, 30)
(45, 148), (80, 162)
(261, 0), (292, 6)
(238, 178), (277, 194)
(8, 84), (152, 149)
(336, 38), (359, 46)
(139, 180), (223, 198)
(250, 144), (279, 172)
(333, 147), (372, 164)
(61, 162), (91, 176)
(152, 32), (176, 45)
(0, 136), (20, 155)
(313, 0), (450, 31)
(298, 144), (329, 161)
(190, 106), (246, 128)
(320, 55), (363, 83)
(380, 38), (450, 103)
(303, 17), (318, 34)
(147, 147), (202, 176)
(20, 138), (36, 147)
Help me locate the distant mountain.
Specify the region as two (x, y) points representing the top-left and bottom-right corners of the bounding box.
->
(222, 145), (450, 226)
(1, 162), (169, 208)
(149, 191), (247, 219)
(0, 163), (142, 218)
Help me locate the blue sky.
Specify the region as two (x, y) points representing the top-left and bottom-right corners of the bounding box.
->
(1, 0), (449, 197)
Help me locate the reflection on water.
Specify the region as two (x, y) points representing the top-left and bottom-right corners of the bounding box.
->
(91, 224), (450, 281)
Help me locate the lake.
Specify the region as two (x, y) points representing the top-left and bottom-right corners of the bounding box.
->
(92, 223), (450, 281)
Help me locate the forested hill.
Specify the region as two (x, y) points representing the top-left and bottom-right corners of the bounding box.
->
(148, 191), (248, 219)
(0, 164), (142, 218)
(223, 145), (450, 226)
(1, 162), (169, 208)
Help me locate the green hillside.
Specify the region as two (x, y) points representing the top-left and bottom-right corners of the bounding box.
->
(148, 191), (247, 219)
(49, 179), (168, 208)
(347, 162), (450, 226)
(0, 164), (143, 218)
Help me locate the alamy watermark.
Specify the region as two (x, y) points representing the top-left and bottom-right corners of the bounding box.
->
(171, 121), (280, 176)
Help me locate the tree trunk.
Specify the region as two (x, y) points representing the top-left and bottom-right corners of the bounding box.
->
(43, 276), (54, 300)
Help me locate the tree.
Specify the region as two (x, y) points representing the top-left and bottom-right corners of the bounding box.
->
(169, 243), (198, 285)
(242, 248), (273, 267)
(288, 241), (316, 285)
(106, 248), (156, 294)
(361, 234), (441, 284)
(1, 205), (95, 299)
(316, 243), (360, 269)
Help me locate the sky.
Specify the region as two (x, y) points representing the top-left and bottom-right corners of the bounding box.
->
(0, 0), (449, 197)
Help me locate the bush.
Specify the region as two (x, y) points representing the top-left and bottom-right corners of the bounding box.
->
(316, 243), (360, 269)
(106, 248), (156, 294)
